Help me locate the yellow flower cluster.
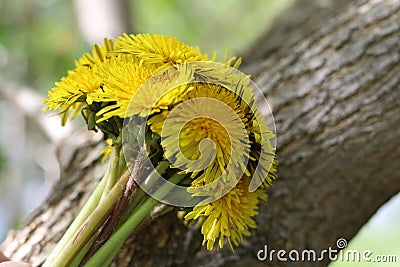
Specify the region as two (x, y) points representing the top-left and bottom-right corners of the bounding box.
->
(43, 34), (204, 128)
(43, 33), (277, 251)
(149, 76), (277, 250)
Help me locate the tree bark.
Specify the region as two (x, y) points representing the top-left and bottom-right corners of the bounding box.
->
(2, 0), (400, 266)
(241, 0), (356, 64)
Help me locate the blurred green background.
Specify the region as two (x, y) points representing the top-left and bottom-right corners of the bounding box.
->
(0, 0), (398, 266)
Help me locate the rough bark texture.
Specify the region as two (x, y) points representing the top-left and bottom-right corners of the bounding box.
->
(241, 0), (356, 64)
(2, 0), (400, 266)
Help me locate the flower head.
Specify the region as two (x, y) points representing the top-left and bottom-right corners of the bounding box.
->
(150, 83), (251, 184)
(43, 38), (116, 125)
(184, 177), (266, 250)
(87, 55), (154, 121)
(42, 64), (103, 125)
(115, 33), (206, 70)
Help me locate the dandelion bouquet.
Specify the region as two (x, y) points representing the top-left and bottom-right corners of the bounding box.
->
(42, 33), (277, 267)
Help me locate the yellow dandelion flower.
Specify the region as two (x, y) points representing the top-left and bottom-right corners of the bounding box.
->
(184, 177), (266, 250)
(91, 56), (192, 121)
(86, 55), (151, 121)
(114, 33), (206, 70)
(123, 68), (193, 118)
(152, 83), (251, 186)
(43, 64), (103, 124)
(43, 38), (116, 124)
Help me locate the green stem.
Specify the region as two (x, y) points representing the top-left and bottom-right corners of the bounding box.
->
(43, 173), (108, 267)
(116, 160), (170, 226)
(79, 147), (147, 265)
(103, 136), (122, 197)
(83, 173), (185, 267)
(46, 169), (131, 267)
(117, 148), (127, 177)
(69, 236), (95, 267)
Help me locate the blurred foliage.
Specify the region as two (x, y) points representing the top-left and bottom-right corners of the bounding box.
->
(0, 0), (87, 92)
(0, 145), (5, 176)
(132, 0), (292, 58)
(0, 0), (291, 92)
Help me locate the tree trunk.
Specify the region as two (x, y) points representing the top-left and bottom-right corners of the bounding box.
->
(2, 0), (400, 266)
(241, 0), (356, 63)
